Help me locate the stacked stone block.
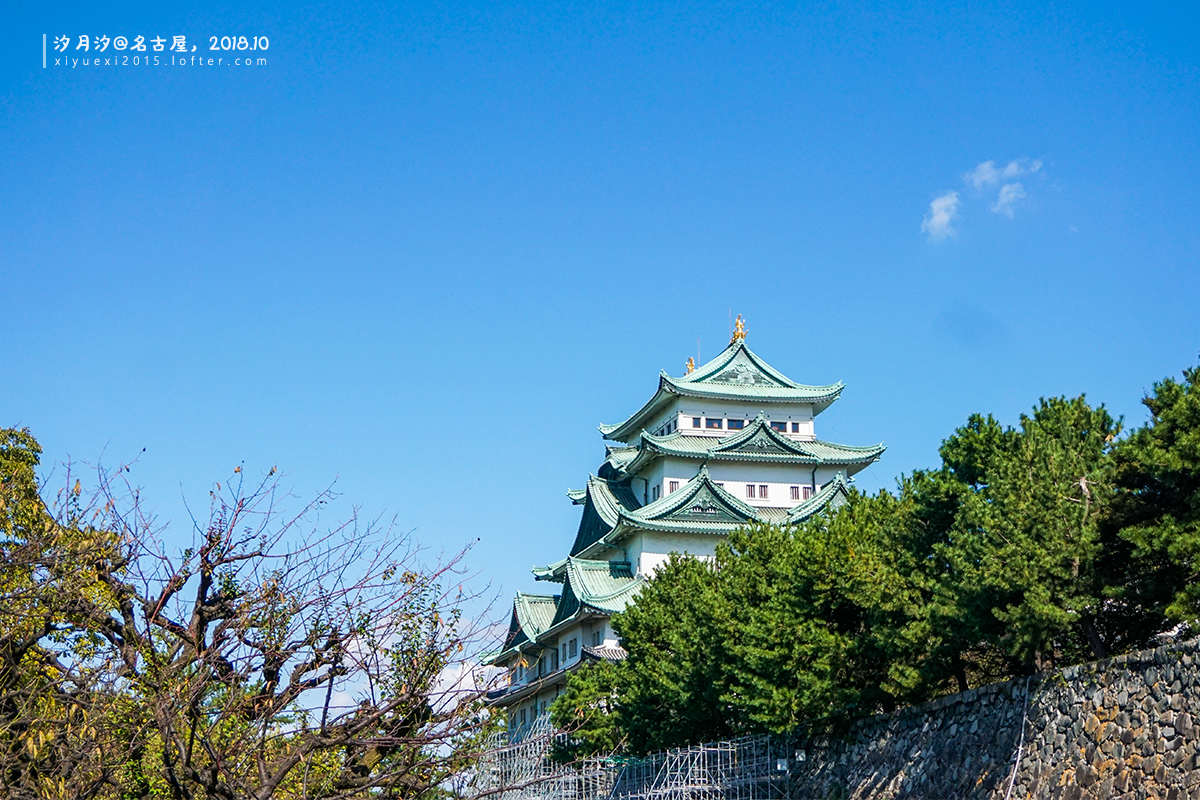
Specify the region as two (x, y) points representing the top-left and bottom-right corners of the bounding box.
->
(788, 639), (1200, 799)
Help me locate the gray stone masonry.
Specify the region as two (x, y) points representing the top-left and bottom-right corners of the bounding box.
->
(788, 638), (1200, 799)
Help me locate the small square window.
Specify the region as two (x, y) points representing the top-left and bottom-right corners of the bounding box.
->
(669, 480), (679, 493)
(769, 421), (787, 432)
(706, 418), (723, 429)
(692, 417), (701, 428)
(760, 485), (768, 498)
(727, 419), (744, 430)
(746, 485), (756, 498)
(791, 422), (800, 433)
(790, 486), (800, 501)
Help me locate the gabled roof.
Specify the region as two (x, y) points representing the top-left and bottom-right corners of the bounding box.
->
(618, 415), (885, 475)
(622, 465), (759, 529)
(515, 592), (559, 636)
(570, 466), (764, 549)
(786, 472), (852, 523)
(496, 592), (560, 659)
(599, 341), (844, 442)
(566, 467), (856, 554)
(549, 557), (644, 628)
(567, 475), (642, 557)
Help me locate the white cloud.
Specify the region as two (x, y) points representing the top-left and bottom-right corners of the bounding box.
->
(990, 182), (1027, 218)
(921, 191), (960, 242)
(965, 161), (1000, 190)
(923, 157), (1043, 240)
(1002, 158), (1042, 179)
(964, 158), (1042, 191)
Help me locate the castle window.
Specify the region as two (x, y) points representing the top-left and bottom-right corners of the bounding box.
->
(651, 485), (660, 501)
(692, 417), (701, 428)
(706, 418), (723, 429)
(769, 421), (787, 432)
(593, 630), (603, 646)
(759, 485), (768, 499)
(803, 486), (813, 500)
(569, 638), (578, 658)
(746, 485), (756, 498)
(727, 419), (744, 430)
(790, 486), (800, 501)
(791, 422), (800, 433)
(669, 480), (679, 493)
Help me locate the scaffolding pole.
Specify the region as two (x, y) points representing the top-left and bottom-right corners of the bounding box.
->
(470, 720), (796, 800)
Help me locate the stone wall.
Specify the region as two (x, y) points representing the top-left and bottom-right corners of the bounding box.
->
(789, 638), (1200, 799)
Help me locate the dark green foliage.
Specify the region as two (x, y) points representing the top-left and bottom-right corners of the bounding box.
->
(557, 499), (926, 755)
(933, 397), (1123, 672)
(1110, 365), (1200, 623)
(555, 366), (1200, 755)
(548, 659), (623, 763)
(609, 555), (737, 752)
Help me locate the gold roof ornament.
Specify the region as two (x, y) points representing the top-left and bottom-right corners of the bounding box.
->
(730, 314), (747, 344)
(685, 357), (696, 374)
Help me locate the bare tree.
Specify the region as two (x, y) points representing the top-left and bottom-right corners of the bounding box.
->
(0, 430), (499, 799)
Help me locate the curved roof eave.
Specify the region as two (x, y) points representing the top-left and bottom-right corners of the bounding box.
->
(616, 425), (884, 477)
(598, 375), (677, 442)
(599, 343), (849, 441)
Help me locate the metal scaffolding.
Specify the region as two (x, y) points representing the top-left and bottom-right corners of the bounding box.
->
(608, 736), (792, 800)
(472, 715), (617, 800)
(471, 718), (795, 800)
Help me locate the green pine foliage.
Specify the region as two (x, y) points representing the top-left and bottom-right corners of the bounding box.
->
(1110, 365), (1200, 622)
(553, 362), (1200, 757)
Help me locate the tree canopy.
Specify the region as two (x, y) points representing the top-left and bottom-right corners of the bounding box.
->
(552, 363), (1200, 756)
(0, 428), (492, 799)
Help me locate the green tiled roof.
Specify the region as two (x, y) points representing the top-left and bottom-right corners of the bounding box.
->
(601, 445), (640, 475)
(599, 341), (844, 442)
(785, 472), (852, 523)
(515, 592), (559, 636)
(549, 557), (644, 628)
(567, 466), (853, 552)
(531, 557), (568, 582)
(624, 465), (758, 525)
(619, 415), (885, 475)
(581, 466), (762, 546)
(568, 475), (643, 556)
(495, 591), (560, 661)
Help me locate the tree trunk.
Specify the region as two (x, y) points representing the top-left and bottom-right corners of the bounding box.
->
(1080, 616), (1109, 660)
(951, 650), (969, 693)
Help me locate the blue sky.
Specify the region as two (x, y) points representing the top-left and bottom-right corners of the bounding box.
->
(4, 1), (1198, 610)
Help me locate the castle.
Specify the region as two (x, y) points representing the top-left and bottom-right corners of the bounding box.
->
(488, 318), (884, 734)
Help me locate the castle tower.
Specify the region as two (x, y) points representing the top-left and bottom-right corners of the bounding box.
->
(488, 319), (885, 734)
